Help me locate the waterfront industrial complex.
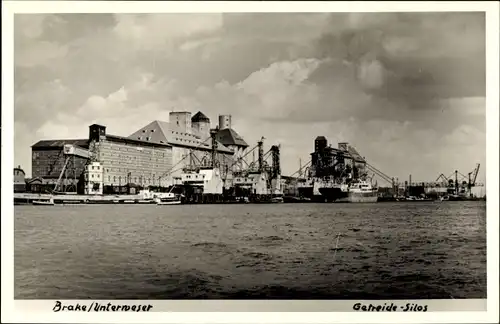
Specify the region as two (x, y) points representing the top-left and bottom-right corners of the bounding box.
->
(14, 110), (485, 205)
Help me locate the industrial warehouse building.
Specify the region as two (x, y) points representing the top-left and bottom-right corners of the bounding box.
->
(30, 111), (248, 194)
(30, 139), (89, 192)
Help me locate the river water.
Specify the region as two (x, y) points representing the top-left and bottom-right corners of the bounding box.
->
(14, 201), (486, 299)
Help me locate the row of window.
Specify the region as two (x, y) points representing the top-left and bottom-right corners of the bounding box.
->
(103, 151), (167, 158)
(33, 166), (83, 175)
(104, 162), (170, 169)
(185, 174), (204, 179)
(171, 130), (198, 137)
(104, 166), (168, 172)
(103, 155), (168, 163)
(105, 144), (168, 155)
(105, 176), (161, 184)
(103, 155), (169, 160)
(86, 174), (168, 184)
(175, 136), (197, 142)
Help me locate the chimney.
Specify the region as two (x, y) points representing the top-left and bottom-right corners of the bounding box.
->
(218, 115), (232, 129)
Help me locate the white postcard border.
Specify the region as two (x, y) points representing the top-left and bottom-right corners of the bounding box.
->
(2, 1), (499, 323)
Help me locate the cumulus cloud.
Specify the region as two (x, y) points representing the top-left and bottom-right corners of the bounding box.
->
(112, 14), (223, 54)
(13, 12), (486, 184)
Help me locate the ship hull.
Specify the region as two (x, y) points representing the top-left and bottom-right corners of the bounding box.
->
(298, 186), (325, 202)
(338, 192), (378, 203)
(297, 186), (314, 199)
(318, 187), (349, 202)
(320, 187), (378, 203)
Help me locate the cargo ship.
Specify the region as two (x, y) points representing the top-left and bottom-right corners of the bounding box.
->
(293, 136), (381, 203)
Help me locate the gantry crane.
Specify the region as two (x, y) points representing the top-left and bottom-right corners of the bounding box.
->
(467, 163), (481, 196)
(53, 144), (90, 193)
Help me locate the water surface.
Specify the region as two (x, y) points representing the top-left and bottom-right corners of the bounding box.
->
(14, 201), (486, 299)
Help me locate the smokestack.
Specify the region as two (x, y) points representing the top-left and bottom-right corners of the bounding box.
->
(218, 115), (232, 130)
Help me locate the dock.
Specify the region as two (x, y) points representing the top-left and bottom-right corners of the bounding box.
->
(14, 193), (150, 205)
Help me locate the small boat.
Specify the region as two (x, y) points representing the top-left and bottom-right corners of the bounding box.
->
(154, 193), (182, 205)
(156, 200), (182, 205)
(270, 196), (284, 203)
(137, 199), (155, 204)
(406, 196), (434, 202)
(33, 197), (55, 206)
(236, 196), (250, 204)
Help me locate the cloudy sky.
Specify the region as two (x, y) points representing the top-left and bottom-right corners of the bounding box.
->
(14, 12), (486, 184)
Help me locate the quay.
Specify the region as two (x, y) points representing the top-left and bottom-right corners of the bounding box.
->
(14, 110), (485, 206)
(14, 193), (150, 205)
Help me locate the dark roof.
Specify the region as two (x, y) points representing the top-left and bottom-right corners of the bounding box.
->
(128, 120), (234, 154)
(216, 128), (248, 148)
(191, 111), (210, 122)
(26, 177), (43, 184)
(106, 134), (172, 147)
(14, 167), (25, 174)
(315, 136), (327, 141)
(32, 139), (89, 149)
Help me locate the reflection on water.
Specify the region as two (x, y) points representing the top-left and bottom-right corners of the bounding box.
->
(15, 202), (486, 299)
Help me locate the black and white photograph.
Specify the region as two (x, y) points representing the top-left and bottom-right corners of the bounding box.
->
(2, 1), (499, 322)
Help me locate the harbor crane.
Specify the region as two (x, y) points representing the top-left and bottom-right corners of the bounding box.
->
(467, 163), (481, 196)
(436, 173), (449, 183)
(469, 163), (480, 187)
(431, 163), (481, 196)
(156, 133), (217, 184)
(53, 144), (90, 193)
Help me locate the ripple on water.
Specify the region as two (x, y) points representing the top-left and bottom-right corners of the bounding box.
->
(14, 202), (486, 299)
